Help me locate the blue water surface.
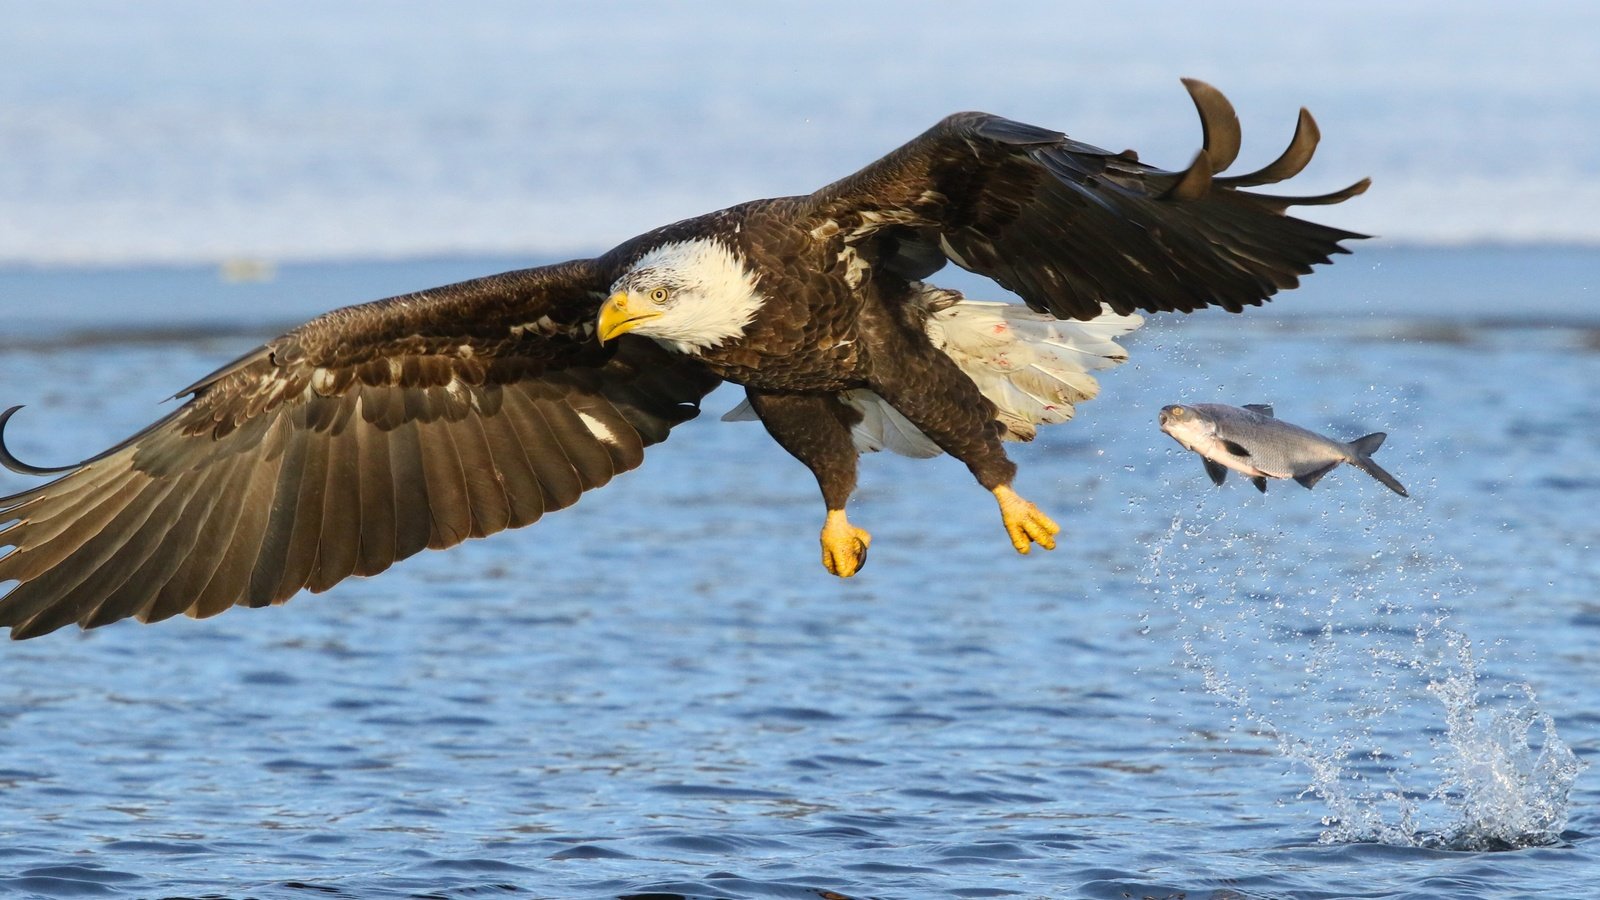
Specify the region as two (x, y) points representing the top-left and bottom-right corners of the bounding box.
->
(0, 249), (1597, 898)
(3, 3), (1598, 895)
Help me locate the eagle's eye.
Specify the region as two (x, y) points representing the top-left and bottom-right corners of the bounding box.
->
(649, 287), (670, 305)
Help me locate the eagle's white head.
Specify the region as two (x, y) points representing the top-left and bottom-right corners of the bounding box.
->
(597, 238), (766, 355)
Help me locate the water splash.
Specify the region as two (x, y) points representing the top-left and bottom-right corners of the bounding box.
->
(1310, 633), (1581, 850)
(1140, 503), (1584, 851)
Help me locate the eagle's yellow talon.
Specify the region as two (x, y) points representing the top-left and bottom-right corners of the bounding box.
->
(993, 485), (1060, 555)
(820, 510), (871, 577)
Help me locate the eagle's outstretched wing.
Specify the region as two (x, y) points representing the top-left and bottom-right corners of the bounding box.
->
(803, 78), (1368, 320)
(0, 261), (720, 638)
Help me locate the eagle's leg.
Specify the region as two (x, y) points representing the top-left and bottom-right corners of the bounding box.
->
(862, 315), (1060, 556)
(743, 389), (870, 577)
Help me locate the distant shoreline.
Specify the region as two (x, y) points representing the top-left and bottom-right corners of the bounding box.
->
(0, 240), (1596, 277)
(1, 246), (1596, 341)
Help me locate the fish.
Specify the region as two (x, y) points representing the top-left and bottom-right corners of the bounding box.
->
(1158, 403), (1408, 496)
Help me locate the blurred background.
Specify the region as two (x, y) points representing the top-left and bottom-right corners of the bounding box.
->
(1, 0), (1595, 270)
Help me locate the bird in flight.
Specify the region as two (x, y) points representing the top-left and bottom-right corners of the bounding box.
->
(0, 79), (1366, 638)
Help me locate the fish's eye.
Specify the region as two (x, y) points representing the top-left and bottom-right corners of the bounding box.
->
(1169, 407), (1185, 418)
(649, 287), (670, 305)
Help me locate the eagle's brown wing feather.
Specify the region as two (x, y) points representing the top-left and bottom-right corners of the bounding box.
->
(804, 78), (1368, 320)
(0, 262), (720, 638)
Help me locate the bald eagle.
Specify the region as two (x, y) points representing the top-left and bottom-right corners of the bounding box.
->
(0, 80), (1365, 639)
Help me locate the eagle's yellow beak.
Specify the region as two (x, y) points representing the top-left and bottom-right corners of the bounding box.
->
(596, 292), (662, 344)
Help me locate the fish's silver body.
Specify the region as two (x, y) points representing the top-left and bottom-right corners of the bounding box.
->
(1158, 403), (1408, 496)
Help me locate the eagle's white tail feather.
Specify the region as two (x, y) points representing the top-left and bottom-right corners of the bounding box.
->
(722, 288), (1141, 457)
(921, 291), (1142, 443)
(721, 392), (943, 457)
(720, 398), (759, 422)
(839, 390), (943, 458)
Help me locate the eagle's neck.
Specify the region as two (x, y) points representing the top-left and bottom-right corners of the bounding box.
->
(633, 238), (766, 356)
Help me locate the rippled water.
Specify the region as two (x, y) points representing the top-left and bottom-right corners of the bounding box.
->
(1, 252), (1598, 898)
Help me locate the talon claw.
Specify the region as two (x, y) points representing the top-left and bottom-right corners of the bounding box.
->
(820, 510), (871, 578)
(993, 485), (1060, 556)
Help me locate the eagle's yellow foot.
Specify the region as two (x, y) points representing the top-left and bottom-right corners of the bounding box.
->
(993, 485), (1060, 554)
(820, 509), (872, 577)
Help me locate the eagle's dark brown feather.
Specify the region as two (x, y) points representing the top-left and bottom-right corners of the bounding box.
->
(0, 79), (1363, 638)
(804, 79), (1366, 320)
(0, 264), (720, 638)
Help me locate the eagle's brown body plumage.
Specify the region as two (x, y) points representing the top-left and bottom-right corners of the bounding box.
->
(0, 80), (1366, 638)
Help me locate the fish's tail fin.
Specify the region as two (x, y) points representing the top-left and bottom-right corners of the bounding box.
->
(1347, 432), (1409, 497)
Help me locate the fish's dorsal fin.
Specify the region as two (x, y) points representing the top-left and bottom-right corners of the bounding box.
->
(1347, 432), (1386, 456)
(1243, 404), (1274, 417)
(1251, 476), (1268, 493)
(1222, 439), (1251, 458)
(1294, 461), (1340, 489)
(1203, 458), (1229, 486)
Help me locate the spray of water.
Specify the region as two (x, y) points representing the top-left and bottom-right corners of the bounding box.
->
(1140, 501), (1583, 851)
